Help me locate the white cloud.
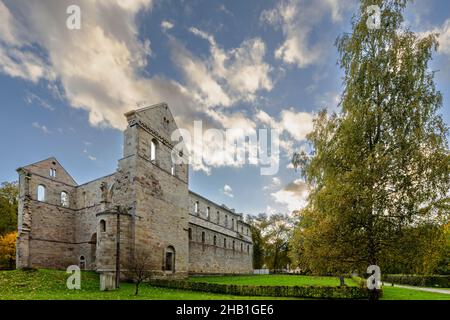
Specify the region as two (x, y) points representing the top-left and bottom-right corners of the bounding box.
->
(263, 177), (282, 191)
(271, 179), (309, 212)
(435, 19), (450, 55)
(222, 184), (234, 198)
(171, 27), (274, 107)
(261, 0), (355, 68)
(161, 20), (174, 31)
(0, 1), (314, 175)
(256, 108), (314, 142)
(88, 155), (97, 161)
(25, 92), (54, 111)
(0, 0), (196, 130)
(32, 122), (51, 134)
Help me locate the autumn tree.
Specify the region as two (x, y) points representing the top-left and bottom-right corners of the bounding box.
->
(292, 0), (449, 274)
(0, 231), (17, 269)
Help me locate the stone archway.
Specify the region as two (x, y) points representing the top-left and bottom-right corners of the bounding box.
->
(164, 246), (175, 273)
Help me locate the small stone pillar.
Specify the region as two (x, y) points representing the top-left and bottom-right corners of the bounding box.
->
(100, 272), (117, 291)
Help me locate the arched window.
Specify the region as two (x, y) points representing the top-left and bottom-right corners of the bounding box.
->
(247, 245), (250, 254)
(100, 219), (106, 233)
(37, 185), (46, 202)
(217, 211), (220, 223)
(206, 207), (210, 220)
(241, 243), (243, 252)
(150, 139), (158, 161)
(213, 235), (217, 246)
(233, 240), (235, 251)
(194, 201), (199, 214)
(225, 215), (228, 227)
(60, 191), (69, 207)
(165, 246), (175, 272)
(223, 238), (227, 248)
(232, 218), (234, 230)
(201, 232), (205, 243)
(188, 228), (192, 240)
(50, 168), (56, 178)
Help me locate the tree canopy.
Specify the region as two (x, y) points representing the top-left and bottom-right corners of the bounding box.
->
(292, 0), (450, 275)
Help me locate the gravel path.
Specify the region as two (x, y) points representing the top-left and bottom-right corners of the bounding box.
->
(383, 282), (450, 295)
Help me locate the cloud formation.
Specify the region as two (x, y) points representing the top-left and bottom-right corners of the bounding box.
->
(261, 0), (355, 68)
(222, 184), (234, 198)
(271, 179), (309, 212)
(0, 0), (193, 130)
(0, 0), (315, 174)
(171, 27), (274, 107)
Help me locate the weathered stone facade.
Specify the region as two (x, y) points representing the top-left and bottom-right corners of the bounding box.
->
(16, 103), (253, 278)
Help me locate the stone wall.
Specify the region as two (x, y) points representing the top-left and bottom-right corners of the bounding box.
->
(127, 106), (190, 278)
(16, 158), (77, 269)
(16, 103), (254, 277)
(188, 222), (253, 274)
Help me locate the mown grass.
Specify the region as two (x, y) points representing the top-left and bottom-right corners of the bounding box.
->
(0, 269), (290, 300)
(381, 286), (450, 300)
(188, 274), (357, 287)
(0, 269), (448, 300)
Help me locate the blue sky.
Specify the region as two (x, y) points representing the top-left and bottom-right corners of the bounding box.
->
(0, 0), (449, 216)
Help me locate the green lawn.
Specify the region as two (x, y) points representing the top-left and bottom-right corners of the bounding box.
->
(0, 269), (289, 300)
(189, 274), (357, 287)
(381, 286), (450, 300)
(0, 269), (448, 300)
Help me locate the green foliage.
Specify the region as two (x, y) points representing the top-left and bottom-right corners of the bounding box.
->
(151, 279), (369, 299)
(247, 213), (296, 270)
(383, 274), (450, 288)
(291, 0), (450, 275)
(249, 222), (265, 269)
(0, 182), (18, 236)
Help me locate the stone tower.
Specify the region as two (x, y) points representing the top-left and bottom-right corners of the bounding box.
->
(16, 102), (252, 278)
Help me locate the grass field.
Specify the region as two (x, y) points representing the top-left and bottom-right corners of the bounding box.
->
(0, 269), (448, 300)
(189, 274), (357, 286)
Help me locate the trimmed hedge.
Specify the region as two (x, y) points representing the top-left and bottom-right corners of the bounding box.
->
(149, 279), (369, 299)
(382, 274), (450, 288)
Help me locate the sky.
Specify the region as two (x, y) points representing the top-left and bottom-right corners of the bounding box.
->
(0, 0), (449, 216)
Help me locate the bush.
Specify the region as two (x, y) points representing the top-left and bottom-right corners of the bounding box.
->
(149, 279), (369, 299)
(382, 274), (450, 288)
(0, 232), (17, 270)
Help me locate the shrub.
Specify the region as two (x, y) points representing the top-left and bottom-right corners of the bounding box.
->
(0, 232), (17, 270)
(382, 274), (450, 288)
(149, 279), (369, 299)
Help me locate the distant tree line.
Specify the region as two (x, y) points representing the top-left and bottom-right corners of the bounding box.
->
(247, 213), (297, 271)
